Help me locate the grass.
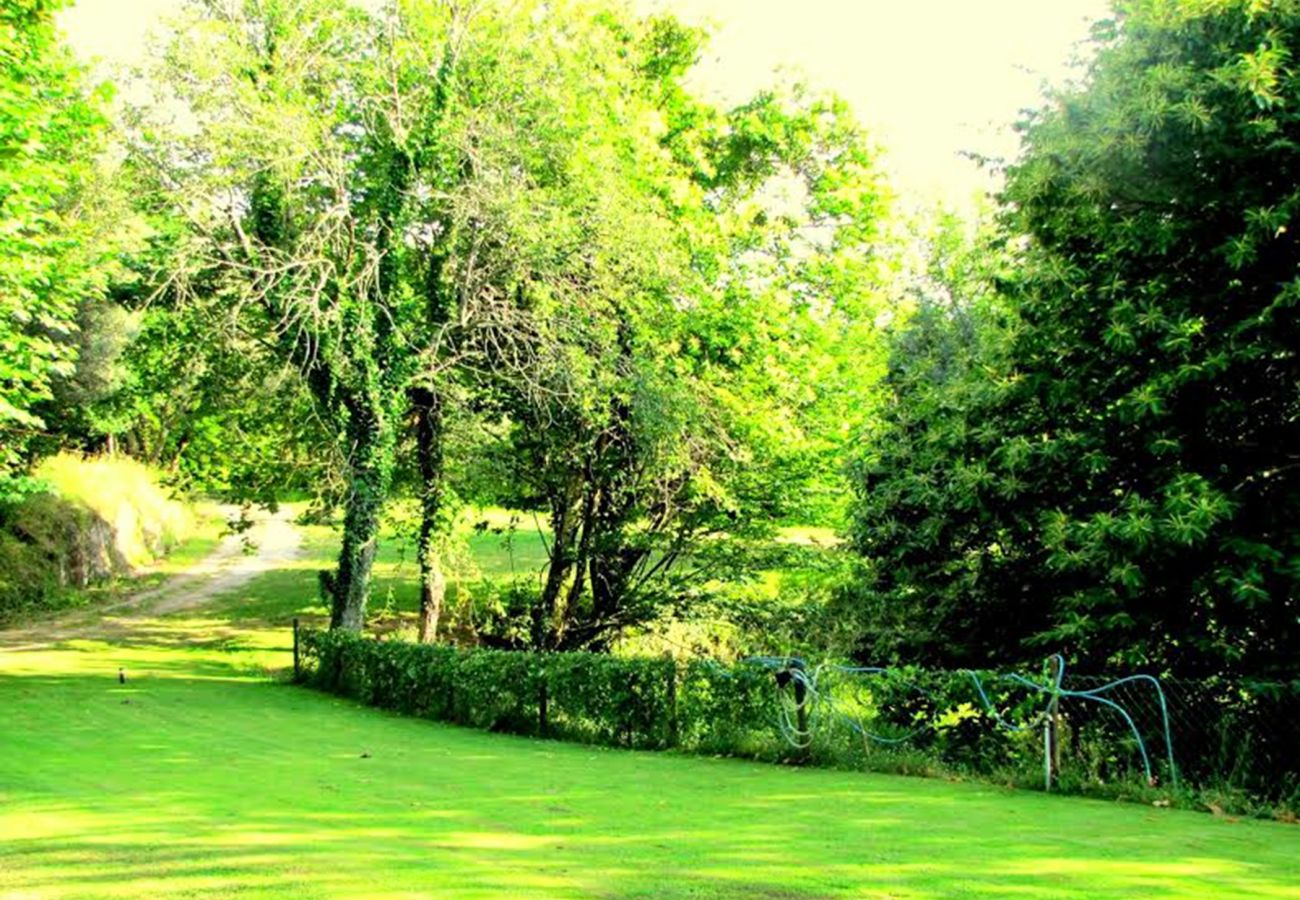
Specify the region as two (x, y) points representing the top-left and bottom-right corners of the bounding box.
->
(3, 522), (1300, 897)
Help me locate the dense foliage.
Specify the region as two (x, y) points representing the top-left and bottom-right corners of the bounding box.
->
(849, 0), (1300, 678)
(119, 0), (892, 640)
(474, 82), (890, 650)
(0, 0), (118, 482)
(300, 627), (776, 754)
(6, 0), (1299, 686)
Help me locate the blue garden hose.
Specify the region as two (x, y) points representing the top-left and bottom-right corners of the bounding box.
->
(746, 653), (1179, 789)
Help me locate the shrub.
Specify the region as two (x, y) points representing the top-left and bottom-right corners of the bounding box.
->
(302, 630), (776, 754)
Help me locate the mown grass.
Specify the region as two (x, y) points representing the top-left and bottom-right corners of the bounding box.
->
(181, 516), (551, 631)
(2, 522), (1299, 898)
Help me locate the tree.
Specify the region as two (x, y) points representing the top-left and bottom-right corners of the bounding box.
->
(850, 0), (1300, 678)
(131, 0), (436, 628)
(136, 0), (794, 636)
(844, 213), (1021, 666)
(0, 0), (117, 483)
(477, 68), (893, 650)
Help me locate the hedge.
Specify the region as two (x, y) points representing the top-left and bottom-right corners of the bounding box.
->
(295, 629), (1131, 769)
(298, 628), (783, 757)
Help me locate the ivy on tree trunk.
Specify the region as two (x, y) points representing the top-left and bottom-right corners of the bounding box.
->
(330, 393), (395, 631)
(412, 385), (447, 643)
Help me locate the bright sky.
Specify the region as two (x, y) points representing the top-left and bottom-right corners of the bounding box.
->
(61, 0), (1110, 204)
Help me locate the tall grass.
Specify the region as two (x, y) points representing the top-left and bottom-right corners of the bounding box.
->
(0, 454), (196, 619)
(35, 454), (194, 565)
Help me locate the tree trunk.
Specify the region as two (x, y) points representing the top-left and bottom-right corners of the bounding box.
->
(418, 553), (446, 642)
(562, 482), (598, 624)
(330, 396), (394, 631)
(413, 386), (446, 643)
(538, 492), (579, 649)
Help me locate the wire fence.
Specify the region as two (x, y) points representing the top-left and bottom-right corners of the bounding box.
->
(1141, 675), (1300, 803)
(750, 656), (1300, 808)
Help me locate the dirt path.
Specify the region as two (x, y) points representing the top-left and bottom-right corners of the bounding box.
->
(0, 506), (304, 650)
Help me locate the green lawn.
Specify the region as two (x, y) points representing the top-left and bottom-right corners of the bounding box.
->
(2, 523), (1299, 898)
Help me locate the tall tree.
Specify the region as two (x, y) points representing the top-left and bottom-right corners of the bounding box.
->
(0, 0), (116, 483)
(134, 0), (777, 634)
(844, 213), (1018, 665)
(479, 67), (894, 650)
(850, 0), (1300, 678)
(133, 0), (457, 628)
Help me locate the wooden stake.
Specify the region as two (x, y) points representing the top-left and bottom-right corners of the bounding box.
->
(1046, 655), (1062, 789)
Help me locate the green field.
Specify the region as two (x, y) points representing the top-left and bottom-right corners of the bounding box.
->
(2, 525), (1298, 899)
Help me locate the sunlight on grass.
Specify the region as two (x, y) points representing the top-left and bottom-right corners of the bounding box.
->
(145, 502), (229, 574)
(775, 524), (841, 546)
(1000, 857), (1253, 877)
(3, 526), (1299, 897)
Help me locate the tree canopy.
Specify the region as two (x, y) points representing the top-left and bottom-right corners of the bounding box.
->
(848, 0), (1300, 678)
(120, 0), (892, 638)
(0, 0), (119, 483)
(5, 0), (1298, 679)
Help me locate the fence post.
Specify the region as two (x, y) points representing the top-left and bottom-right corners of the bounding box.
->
(538, 672), (549, 737)
(665, 654), (679, 748)
(1045, 655), (1062, 790)
(292, 617), (300, 680)
(794, 666), (810, 763)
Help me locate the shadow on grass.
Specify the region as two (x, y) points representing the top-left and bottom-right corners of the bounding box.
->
(3, 552), (1300, 897)
(3, 667), (1300, 898)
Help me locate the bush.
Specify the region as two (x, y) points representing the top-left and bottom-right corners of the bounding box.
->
(676, 658), (777, 756)
(297, 632), (1058, 772)
(301, 629), (788, 755)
